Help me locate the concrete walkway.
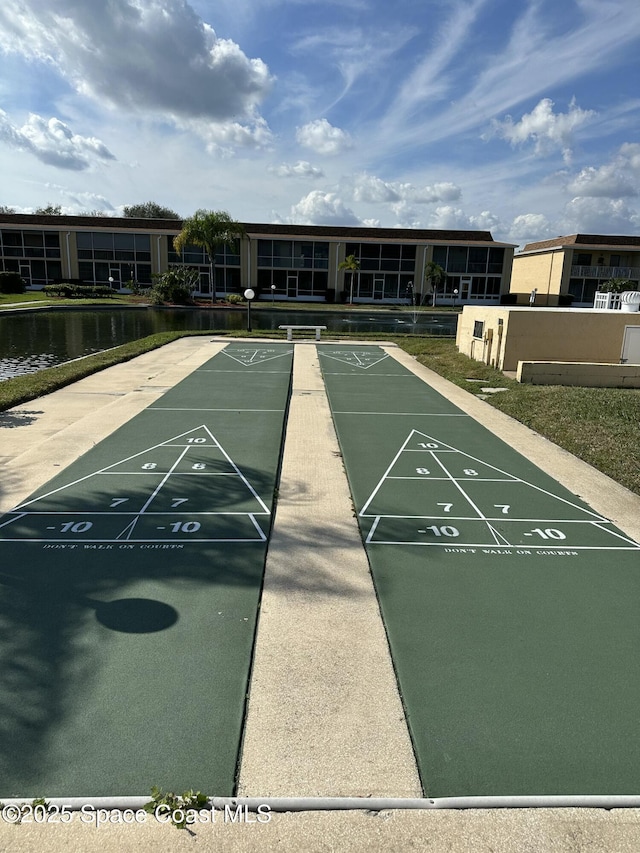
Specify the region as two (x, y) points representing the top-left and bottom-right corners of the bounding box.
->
(1, 336), (640, 851)
(238, 344), (421, 798)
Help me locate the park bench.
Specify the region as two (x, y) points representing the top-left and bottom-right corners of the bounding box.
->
(278, 324), (327, 341)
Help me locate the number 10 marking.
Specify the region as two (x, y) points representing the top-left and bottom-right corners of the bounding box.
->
(423, 525), (459, 537)
(169, 521), (201, 533)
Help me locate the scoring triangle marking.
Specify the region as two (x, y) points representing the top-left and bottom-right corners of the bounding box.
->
(222, 347), (293, 366)
(319, 350), (390, 369)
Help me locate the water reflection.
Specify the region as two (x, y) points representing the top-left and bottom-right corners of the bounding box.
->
(0, 307), (456, 380)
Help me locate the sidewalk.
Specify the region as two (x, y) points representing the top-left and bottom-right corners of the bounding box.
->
(1, 336), (639, 851)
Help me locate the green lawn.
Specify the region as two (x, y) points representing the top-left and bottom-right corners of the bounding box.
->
(0, 291), (141, 309)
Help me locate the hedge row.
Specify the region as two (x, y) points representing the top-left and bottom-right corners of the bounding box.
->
(43, 284), (116, 298)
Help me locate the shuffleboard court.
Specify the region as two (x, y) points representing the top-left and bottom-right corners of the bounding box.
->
(319, 344), (640, 797)
(0, 343), (293, 797)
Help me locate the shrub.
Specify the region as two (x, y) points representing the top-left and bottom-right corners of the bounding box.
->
(149, 266), (198, 305)
(226, 293), (244, 304)
(599, 278), (633, 294)
(0, 271), (26, 294)
(43, 284), (115, 298)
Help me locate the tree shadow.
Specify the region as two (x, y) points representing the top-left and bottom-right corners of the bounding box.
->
(0, 409), (44, 429)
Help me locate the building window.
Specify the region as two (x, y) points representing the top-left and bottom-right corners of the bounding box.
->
(344, 243), (417, 281)
(0, 230), (61, 284)
(468, 247), (488, 273)
(257, 267), (328, 298)
(568, 278), (599, 304)
(74, 231), (154, 285)
(257, 240), (330, 272)
(488, 247), (504, 274)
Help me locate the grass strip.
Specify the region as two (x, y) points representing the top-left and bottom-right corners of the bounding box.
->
(0, 331), (188, 410)
(0, 293), (143, 309)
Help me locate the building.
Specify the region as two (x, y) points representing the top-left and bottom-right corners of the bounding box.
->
(510, 234), (640, 307)
(0, 213), (515, 305)
(456, 305), (640, 373)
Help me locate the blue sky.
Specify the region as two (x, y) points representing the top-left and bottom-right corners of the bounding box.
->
(0, 0), (639, 247)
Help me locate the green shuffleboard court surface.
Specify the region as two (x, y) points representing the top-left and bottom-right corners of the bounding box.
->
(318, 345), (640, 797)
(0, 343), (293, 797)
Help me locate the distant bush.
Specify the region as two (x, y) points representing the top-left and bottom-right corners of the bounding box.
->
(149, 266), (198, 305)
(226, 293), (244, 304)
(0, 271), (26, 294)
(43, 284), (115, 298)
(599, 278), (633, 294)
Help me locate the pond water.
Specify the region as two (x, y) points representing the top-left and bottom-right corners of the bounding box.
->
(0, 306), (457, 380)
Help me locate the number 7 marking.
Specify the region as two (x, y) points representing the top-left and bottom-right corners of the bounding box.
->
(171, 498), (188, 507)
(110, 498), (129, 508)
(494, 505), (510, 515)
(437, 503), (453, 513)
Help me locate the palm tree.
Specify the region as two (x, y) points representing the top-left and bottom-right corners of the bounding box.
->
(338, 254), (360, 303)
(423, 261), (447, 306)
(173, 210), (245, 301)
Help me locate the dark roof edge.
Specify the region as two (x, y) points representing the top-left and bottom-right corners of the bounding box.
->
(0, 213), (516, 244)
(521, 233), (640, 253)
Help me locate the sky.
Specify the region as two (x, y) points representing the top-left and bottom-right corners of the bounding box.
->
(0, 0), (639, 248)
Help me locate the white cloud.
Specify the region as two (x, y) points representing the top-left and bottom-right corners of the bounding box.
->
(413, 182), (462, 204)
(289, 190), (361, 225)
(566, 143), (640, 199)
(269, 160), (324, 179)
(489, 98), (595, 164)
(469, 210), (501, 232)
(567, 165), (637, 198)
(37, 183), (117, 213)
(296, 119), (353, 156)
(0, 110), (115, 170)
(0, 0), (273, 131)
(560, 197), (640, 234)
(177, 113), (273, 154)
(389, 201), (421, 228)
(351, 174), (461, 206)
(424, 206), (470, 230)
(619, 142), (640, 174)
(386, 0), (490, 125)
(508, 213), (552, 244)
(292, 23), (416, 111)
(352, 174), (401, 204)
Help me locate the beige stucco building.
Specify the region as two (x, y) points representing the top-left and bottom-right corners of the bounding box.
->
(509, 234), (640, 307)
(0, 213), (515, 306)
(456, 306), (640, 385)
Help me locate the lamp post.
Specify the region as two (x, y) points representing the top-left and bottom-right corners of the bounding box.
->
(244, 288), (255, 332)
(453, 288), (459, 308)
(108, 276), (114, 291)
(271, 284), (276, 304)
